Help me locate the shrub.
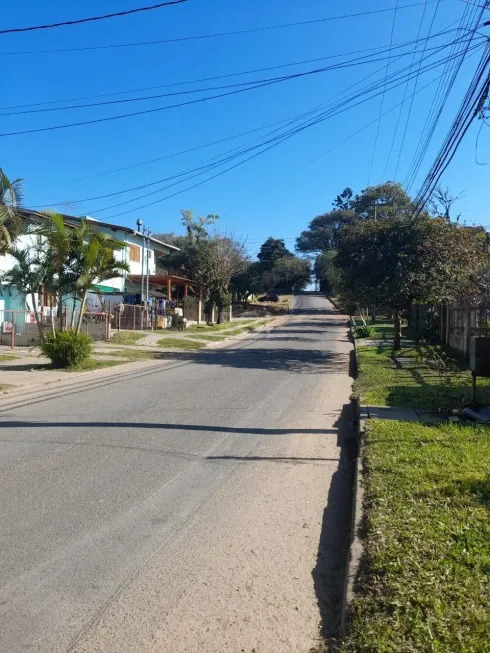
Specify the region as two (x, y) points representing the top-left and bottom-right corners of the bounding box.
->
(41, 330), (93, 368)
(354, 324), (375, 338)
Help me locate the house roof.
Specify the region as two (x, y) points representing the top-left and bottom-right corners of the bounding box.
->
(18, 209), (180, 252)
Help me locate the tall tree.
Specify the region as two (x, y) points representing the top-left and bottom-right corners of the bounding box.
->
(351, 182), (413, 221)
(334, 216), (489, 349)
(257, 237), (292, 270)
(296, 209), (358, 253)
(202, 233), (247, 323)
(0, 168), (23, 253)
(73, 228), (129, 334)
(333, 187), (353, 210)
(230, 262), (264, 306)
(273, 256), (311, 292)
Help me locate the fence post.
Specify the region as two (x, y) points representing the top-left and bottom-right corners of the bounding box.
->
(10, 324), (15, 350)
(133, 307), (136, 331)
(197, 300), (202, 325)
(105, 306), (110, 341)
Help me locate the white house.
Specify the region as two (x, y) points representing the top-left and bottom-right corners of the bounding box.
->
(0, 210), (179, 311)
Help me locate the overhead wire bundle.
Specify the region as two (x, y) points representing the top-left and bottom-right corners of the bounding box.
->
(404, 0), (488, 191)
(413, 38), (490, 214)
(69, 28), (487, 219)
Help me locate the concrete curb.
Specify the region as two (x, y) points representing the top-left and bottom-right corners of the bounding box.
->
(340, 410), (366, 636)
(340, 319), (365, 637)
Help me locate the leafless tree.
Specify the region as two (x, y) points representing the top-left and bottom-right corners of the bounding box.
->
(429, 186), (465, 222)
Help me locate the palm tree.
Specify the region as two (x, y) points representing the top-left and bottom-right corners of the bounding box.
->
(0, 168), (23, 253)
(73, 228), (129, 335)
(1, 243), (47, 342)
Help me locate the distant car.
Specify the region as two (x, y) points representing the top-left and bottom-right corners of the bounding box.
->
(258, 294), (279, 302)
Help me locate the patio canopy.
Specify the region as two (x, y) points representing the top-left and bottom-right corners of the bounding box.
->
(126, 273), (201, 300)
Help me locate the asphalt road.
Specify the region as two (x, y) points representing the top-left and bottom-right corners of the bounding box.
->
(0, 294), (354, 653)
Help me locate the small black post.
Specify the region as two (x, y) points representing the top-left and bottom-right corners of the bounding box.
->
(472, 371), (477, 403)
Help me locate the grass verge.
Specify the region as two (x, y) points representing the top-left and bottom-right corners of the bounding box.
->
(156, 338), (204, 350)
(0, 384), (13, 391)
(0, 354), (18, 362)
(110, 331), (144, 345)
(354, 344), (490, 409)
(186, 319), (259, 333)
(67, 358), (125, 372)
(188, 334), (227, 342)
(353, 318), (418, 342)
(340, 419), (490, 653)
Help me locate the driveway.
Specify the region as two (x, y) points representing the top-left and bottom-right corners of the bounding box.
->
(0, 294), (354, 653)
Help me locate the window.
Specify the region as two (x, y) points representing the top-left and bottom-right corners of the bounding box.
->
(128, 243), (140, 263)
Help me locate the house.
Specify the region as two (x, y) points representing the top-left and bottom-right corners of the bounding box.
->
(0, 210), (180, 311)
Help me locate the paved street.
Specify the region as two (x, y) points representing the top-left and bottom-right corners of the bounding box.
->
(0, 295), (354, 653)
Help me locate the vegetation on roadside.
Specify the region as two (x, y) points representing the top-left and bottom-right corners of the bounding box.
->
(41, 330), (93, 369)
(339, 419), (490, 653)
(297, 183), (490, 349)
(189, 334), (227, 341)
(67, 358), (124, 372)
(186, 318), (259, 332)
(110, 331), (144, 345)
(0, 354), (18, 362)
(353, 344), (490, 409)
(156, 337), (204, 350)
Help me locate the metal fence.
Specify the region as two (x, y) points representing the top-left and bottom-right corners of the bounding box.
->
(0, 309), (110, 348)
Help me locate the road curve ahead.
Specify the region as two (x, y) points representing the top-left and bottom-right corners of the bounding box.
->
(0, 294), (354, 653)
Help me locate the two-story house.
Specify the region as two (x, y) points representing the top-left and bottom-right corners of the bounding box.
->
(0, 210), (179, 312)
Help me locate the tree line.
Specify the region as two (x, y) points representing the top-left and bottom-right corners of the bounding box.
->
(296, 182), (490, 349)
(155, 212), (311, 320)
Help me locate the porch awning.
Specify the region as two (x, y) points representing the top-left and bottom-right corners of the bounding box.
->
(91, 284), (119, 293)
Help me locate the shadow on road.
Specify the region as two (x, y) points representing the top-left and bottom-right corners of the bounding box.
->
(0, 421), (338, 436)
(312, 401), (356, 649)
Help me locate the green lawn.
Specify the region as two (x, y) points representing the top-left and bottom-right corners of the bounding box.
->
(354, 344), (490, 409)
(188, 334), (227, 342)
(0, 354), (18, 362)
(97, 348), (162, 360)
(156, 338), (204, 350)
(67, 358), (125, 372)
(340, 419), (490, 653)
(354, 319), (419, 342)
(109, 331), (144, 345)
(186, 319), (259, 333)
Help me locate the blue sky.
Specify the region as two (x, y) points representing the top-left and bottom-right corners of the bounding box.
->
(2, 0), (490, 256)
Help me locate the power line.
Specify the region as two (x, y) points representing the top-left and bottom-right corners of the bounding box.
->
(41, 34), (478, 210)
(404, 1), (485, 189)
(382, 0), (430, 179)
(43, 22), (473, 185)
(393, 0), (440, 179)
(414, 41), (490, 213)
(81, 40), (484, 219)
(1, 0), (448, 54)
(367, 0), (399, 185)
(3, 25), (479, 138)
(0, 37), (463, 118)
(0, 1), (187, 36)
(101, 51), (472, 223)
(224, 53), (472, 217)
(1, 28), (460, 113)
